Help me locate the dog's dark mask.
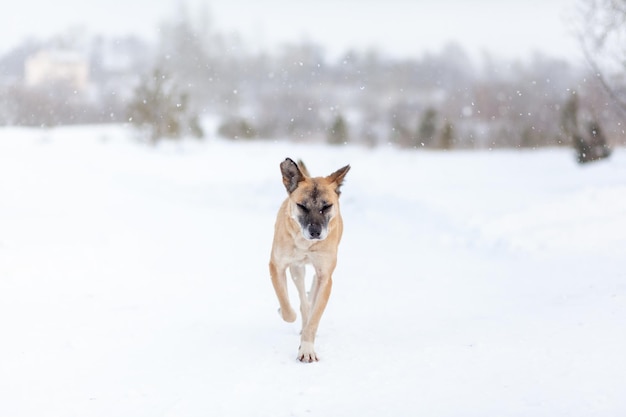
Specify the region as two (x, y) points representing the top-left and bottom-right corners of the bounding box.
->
(293, 184), (334, 240)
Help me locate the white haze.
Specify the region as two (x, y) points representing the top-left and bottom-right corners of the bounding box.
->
(1, 0), (582, 63)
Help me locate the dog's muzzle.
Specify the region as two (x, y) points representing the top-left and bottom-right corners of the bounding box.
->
(307, 223), (323, 240)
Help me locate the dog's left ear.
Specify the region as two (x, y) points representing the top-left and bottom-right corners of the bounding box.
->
(280, 158), (305, 194)
(326, 164), (351, 195)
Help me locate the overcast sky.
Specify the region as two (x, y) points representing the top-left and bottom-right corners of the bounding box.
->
(2, 0), (582, 63)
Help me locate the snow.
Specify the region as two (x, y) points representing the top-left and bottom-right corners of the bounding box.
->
(1, 125), (625, 417)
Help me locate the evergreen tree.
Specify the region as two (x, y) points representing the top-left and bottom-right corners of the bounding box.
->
(416, 108), (438, 148)
(327, 114), (349, 145)
(439, 121), (454, 150)
(560, 92), (579, 138)
(127, 68), (204, 143)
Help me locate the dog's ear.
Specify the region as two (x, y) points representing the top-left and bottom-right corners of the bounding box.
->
(296, 160), (311, 177)
(326, 164), (351, 195)
(280, 158), (305, 194)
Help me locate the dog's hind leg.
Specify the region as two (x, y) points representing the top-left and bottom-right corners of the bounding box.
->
(270, 260), (296, 322)
(308, 272), (320, 304)
(289, 264), (310, 331)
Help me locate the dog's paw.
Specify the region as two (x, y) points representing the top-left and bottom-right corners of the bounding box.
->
(297, 342), (318, 363)
(277, 307), (297, 323)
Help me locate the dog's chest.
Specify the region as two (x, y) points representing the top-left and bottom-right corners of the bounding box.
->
(277, 237), (321, 266)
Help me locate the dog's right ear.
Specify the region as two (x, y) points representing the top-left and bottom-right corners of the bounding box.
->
(280, 158), (305, 194)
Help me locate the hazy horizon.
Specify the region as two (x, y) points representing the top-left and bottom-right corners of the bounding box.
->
(2, 0), (582, 63)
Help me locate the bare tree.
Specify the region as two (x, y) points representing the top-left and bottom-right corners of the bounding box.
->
(577, 0), (626, 113)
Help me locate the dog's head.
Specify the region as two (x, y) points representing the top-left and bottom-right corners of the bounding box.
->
(280, 158), (350, 241)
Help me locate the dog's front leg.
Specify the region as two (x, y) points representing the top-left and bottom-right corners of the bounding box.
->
(269, 260), (296, 322)
(289, 265), (310, 332)
(297, 270), (333, 362)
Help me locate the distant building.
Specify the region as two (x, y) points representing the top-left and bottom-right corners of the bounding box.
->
(24, 49), (89, 91)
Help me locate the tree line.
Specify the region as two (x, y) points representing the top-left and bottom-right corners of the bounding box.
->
(0, 2), (623, 148)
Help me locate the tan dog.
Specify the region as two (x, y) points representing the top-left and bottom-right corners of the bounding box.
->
(269, 158), (350, 362)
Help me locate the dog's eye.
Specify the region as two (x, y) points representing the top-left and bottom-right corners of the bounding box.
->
(321, 204), (333, 214)
(297, 203), (309, 212)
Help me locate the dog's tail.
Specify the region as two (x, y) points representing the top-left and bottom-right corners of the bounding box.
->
(297, 160), (310, 177)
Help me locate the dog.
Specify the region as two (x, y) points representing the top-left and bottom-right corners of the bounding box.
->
(269, 158), (350, 362)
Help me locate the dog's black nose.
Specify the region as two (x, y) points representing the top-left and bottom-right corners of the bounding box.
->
(309, 224), (322, 239)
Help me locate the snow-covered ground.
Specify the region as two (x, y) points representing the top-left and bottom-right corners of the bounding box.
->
(1, 125), (625, 417)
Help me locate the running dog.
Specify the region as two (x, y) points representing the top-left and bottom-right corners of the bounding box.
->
(269, 158), (350, 362)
